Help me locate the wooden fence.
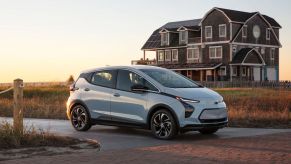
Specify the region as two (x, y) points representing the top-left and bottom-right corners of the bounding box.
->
(199, 81), (291, 89)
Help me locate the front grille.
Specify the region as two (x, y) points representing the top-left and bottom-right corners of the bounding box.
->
(199, 108), (227, 123)
(199, 118), (227, 123)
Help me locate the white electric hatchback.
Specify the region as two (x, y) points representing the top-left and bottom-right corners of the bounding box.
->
(67, 65), (228, 139)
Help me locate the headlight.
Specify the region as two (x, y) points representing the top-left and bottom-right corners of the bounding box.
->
(176, 97), (197, 118)
(176, 97), (200, 103)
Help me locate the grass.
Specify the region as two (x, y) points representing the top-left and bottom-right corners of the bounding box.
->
(0, 121), (80, 150)
(0, 85), (290, 128)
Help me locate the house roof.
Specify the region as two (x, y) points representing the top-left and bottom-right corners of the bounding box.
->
(217, 8), (281, 28)
(231, 48), (265, 65)
(141, 19), (201, 50)
(161, 19), (202, 29)
(141, 8), (281, 50)
(217, 8), (255, 23)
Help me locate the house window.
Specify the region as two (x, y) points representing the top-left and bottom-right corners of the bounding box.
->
(179, 31), (188, 44)
(172, 49), (178, 61)
(242, 67), (246, 76)
(232, 45), (237, 53)
(205, 26), (212, 39)
(219, 24), (226, 37)
(242, 25), (247, 38)
(261, 48), (265, 54)
(271, 48), (275, 64)
(158, 50), (164, 61)
(161, 33), (169, 46)
(165, 50), (171, 61)
(232, 67), (237, 76)
(219, 66), (226, 76)
(187, 48), (199, 60)
(266, 28), (271, 40)
(209, 46), (222, 59)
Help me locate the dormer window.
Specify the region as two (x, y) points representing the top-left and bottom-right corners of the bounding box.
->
(179, 31), (188, 44)
(178, 27), (188, 44)
(266, 28), (271, 40)
(161, 32), (169, 46)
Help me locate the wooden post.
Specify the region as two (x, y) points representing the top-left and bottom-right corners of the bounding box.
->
(143, 50), (146, 60)
(13, 79), (23, 134)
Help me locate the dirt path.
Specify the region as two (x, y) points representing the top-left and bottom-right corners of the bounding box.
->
(2, 132), (291, 164)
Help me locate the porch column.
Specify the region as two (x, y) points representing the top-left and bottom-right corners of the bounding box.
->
(213, 69), (216, 81)
(143, 50), (146, 60)
(230, 65), (233, 82)
(200, 70), (203, 81)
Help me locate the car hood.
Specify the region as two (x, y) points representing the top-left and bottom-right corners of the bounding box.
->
(164, 87), (223, 101)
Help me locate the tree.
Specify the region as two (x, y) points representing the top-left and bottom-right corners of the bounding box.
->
(66, 75), (75, 85)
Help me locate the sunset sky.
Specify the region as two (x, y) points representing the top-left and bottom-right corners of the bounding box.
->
(0, 0), (290, 82)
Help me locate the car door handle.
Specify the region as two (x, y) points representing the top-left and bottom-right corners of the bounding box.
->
(113, 93), (120, 97)
(84, 88), (90, 91)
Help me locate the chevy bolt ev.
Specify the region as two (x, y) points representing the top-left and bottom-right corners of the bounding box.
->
(67, 66), (228, 139)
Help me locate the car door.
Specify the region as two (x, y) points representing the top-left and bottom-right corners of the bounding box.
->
(110, 69), (157, 125)
(82, 69), (117, 121)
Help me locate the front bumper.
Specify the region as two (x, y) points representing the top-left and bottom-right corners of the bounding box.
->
(181, 121), (228, 132)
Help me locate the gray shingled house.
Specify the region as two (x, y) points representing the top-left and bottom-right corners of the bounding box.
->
(134, 7), (282, 81)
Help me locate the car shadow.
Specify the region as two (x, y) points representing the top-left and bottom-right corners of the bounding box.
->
(88, 126), (221, 142)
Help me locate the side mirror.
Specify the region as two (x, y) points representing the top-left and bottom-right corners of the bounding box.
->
(131, 84), (149, 92)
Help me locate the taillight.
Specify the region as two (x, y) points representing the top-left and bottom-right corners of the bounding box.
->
(69, 84), (79, 92)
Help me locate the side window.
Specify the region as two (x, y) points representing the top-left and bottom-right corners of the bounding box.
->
(117, 70), (158, 92)
(91, 70), (116, 88)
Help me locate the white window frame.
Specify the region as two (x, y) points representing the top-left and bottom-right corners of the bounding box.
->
(232, 67), (237, 76)
(161, 32), (169, 46)
(219, 24), (227, 38)
(209, 46), (223, 59)
(266, 28), (271, 40)
(242, 25), (247, 38)
(179, 30), (188, 44)
(172, 49), (178, 61)
(165, 50), (171, 61)
(157, 50), (164, 61)
(219, 66), (226, 76)
(187, 48), (199, 60)
(242, 67), (246, 76)
(205, 26), (212, 39)
(232, 45), (237, 53)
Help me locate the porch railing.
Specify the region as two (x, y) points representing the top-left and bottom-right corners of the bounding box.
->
(198, 80), (291, 89)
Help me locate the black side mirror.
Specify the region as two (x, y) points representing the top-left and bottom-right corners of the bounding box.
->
(131, 84), (149, 92)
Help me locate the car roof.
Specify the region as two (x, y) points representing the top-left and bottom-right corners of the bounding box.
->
(80, 65), (165, 74)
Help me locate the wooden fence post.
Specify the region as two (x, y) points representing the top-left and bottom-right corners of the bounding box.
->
(13, 79), (23, 134)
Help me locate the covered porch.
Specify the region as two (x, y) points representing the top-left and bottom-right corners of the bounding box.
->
(230, 48), (266, 81)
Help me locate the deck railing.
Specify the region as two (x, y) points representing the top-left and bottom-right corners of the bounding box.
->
(198, 81), (291, 89)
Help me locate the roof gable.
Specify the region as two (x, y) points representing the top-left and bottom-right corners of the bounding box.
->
(232, 48), (265, 65)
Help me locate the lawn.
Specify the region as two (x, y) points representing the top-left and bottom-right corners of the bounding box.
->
(0, 85), (290, 128)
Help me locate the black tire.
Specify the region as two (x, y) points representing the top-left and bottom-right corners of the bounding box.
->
(151, 109), (178, 140)
(70, 105), (92, 131)
(198, 128), (219, 135)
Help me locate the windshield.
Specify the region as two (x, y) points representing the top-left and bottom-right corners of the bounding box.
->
(139, 69), (200, 88)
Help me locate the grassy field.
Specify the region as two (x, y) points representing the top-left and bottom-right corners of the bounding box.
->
(0, 85), (290, 128)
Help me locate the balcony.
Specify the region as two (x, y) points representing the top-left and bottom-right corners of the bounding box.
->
(131, 59), (157, 65)
(188, 37), (201, 44)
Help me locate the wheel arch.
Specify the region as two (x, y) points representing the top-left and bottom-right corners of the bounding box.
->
(68, 100), (91, 120)
(147, 104), (180, 129)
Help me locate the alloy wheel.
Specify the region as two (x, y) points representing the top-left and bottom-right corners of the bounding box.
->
(152, 112), (172, 138)
(71, 106), (87, 130)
